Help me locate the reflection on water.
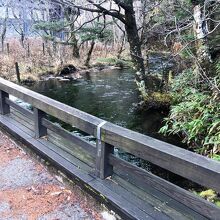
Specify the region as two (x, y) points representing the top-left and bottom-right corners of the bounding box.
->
(30, 69), (167, 137)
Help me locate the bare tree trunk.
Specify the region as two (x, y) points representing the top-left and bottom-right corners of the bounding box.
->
(193, 4), (212, 72)
(1, 25), (6, 52)
(125, 10), (145, 79)
(69, 22), (80, 58)
(117, 34), (125, 59)
(124, 6), (147, 97)
(71, 34), (80, 58)
(20, 30), (25, 48)
(1, 7), (8, 52)
(85, 40), (95, 67)
(65, 9), (80, 59)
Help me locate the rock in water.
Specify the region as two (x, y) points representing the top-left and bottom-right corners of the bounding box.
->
(57, 64), (77, 76)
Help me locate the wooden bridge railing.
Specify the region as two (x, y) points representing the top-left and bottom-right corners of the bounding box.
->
(0, 77), (219, 218)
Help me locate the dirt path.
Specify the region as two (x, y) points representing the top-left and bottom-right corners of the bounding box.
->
(0, 130), (116, 220)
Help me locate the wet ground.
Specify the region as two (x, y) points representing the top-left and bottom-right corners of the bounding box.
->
(0, 130), (116, 220)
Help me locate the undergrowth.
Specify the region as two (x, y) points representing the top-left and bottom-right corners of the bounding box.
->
(160, 67), (220, 156)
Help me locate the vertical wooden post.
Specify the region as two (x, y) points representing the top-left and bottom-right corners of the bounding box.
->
(27, 43), (30, 57)
(95, 122), (114, 179)
(15, 62), (21, 83)
(34, 108), (47, 138)
(0, 91), (10, 115)
(43, 43), (45, 55)
(6, 43), (9, 55)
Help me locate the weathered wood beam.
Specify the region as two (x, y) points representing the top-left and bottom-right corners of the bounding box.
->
(0, 90), (10, 115)
(109, 154), (220, 219)
(0, 77), (103, 136)
(101, 122), (220, 193)
(34, 107), (47, 138)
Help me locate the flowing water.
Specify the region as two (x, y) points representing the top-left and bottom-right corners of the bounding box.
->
(29, 68), (192, 186)
(30, 69), (180, 142)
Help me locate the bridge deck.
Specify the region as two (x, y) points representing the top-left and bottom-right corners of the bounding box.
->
(0, 107), (208, 220)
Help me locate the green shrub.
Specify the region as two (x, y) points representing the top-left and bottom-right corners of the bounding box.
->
(160, 69), (220, 156)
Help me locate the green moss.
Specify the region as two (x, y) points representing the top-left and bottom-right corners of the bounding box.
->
(215, 201), (220, 207)
(199, 189), (216, 200)
(95, 57), (132, 68)
(143, 92), (171, 104)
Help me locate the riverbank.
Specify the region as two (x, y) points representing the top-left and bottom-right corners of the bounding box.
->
(0, 38), (133, 84)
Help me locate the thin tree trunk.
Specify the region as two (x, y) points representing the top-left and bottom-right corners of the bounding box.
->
(72, 35), (80, 58)
(1, 7), (8, 52)
(117, 34), (125, 59)
(85, 40), (95, 67)
(193, 4), (212, 72)
(69, 23), (80, 58)
(65, 9), (80, 59)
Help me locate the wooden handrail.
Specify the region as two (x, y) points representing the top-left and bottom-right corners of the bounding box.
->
(0, 77), (103, 136)
(101, 122), (220, 193)
(0, 77), (219, 193)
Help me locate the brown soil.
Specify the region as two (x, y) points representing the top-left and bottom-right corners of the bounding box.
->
(0, 130), (106, 220)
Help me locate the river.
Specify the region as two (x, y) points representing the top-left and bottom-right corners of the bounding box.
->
(28, 68), (194, 187)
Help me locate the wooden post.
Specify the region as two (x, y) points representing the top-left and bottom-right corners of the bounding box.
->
(34, 108), (47, 138)
(0, 91), (10, 115)
(15, 62), (21, 83)
(43, 43), (45, 55)
(95, 122), (114, 179)
(27, 43), (30, 57)
(6, 43), (9, 55)
(96, 142), (114, 179)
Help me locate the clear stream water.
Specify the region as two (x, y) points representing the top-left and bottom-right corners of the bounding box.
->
(30, 69), (182, 144)
(29, 68), (193, 187)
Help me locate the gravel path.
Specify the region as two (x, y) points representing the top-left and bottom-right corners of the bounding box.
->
(0, 130), (116, 220)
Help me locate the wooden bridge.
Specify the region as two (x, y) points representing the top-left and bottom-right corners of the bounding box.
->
(0, 77), (219, 219)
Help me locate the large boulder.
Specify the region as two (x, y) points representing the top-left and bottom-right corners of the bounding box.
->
(56, 64), (77, 76)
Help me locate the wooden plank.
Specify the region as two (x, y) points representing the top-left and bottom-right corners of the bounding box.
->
(89, 179), (154, 220)
(38, 138), (92, 173)
(5, 98), (33, 120)
(101, 122), (220, 193)
(10, 111), (96, 167)
(10, 108), (34, 126)
(10, 110), (34, 131)
(109, 154), (220, 219)
(7, 114), (35, 138)
(100, 175), (189, 220)
(95, 141), (114, 179)
(0, 77), (103, 136)
(34, 108), (47, 138)
(42, 118), (96, 157)
(0, 91), (10, 115)
(112, 174), (206, 220)
(9, 110), (95, 169)
(47, 131), (95, 168)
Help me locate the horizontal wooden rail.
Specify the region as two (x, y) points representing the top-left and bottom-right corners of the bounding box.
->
(0, 77), (220, 219)
(5, 97), (97, 158)
(109, 154), (219, 218)
(5, 98), (33, 119)
(0, 77), (103, 136)
(101, 122), (220, 193)
(42, 118), (96, 157)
